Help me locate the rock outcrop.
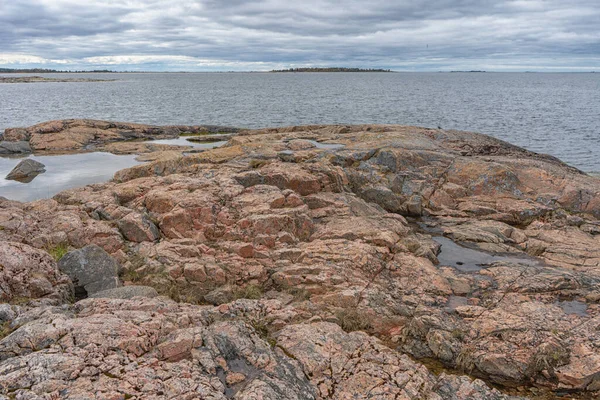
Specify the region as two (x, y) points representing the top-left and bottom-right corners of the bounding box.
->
(0, 297), (518, 400)
(1, 119), (239, 154)
(0, 242), (72, 305)
(1, 121), (600, 398)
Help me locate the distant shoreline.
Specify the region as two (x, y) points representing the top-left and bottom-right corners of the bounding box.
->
(0, 68), (116, 73)
(271, 67), (393, 73)
(0, 76), (116, 83)
(0, 68), (597, 74)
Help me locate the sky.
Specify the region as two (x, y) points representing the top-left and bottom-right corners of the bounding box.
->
(0, 0), (599, 72)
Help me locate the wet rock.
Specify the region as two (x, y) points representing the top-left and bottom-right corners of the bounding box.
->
(58, 244), (121, 299)
(5, 159), (45, 182)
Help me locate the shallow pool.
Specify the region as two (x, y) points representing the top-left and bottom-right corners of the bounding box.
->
(150, 137), (228, 149)
(0, 152), (141, 202)
(433, 236), (540, 272)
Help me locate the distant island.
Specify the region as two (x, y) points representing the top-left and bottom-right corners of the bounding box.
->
(0, 76), (116, 83)
(0, 68), (115, 73)
(271, 67), (392, 72)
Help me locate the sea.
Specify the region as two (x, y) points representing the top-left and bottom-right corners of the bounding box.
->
(0, 71), (599, 199)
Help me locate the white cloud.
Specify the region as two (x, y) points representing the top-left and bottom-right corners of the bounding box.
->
(0, 0), (598, 71)
(0, 54), (71, 64)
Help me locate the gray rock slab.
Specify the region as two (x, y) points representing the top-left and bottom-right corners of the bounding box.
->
(0, 141), (32, 154)
(88, 285), (159, 299)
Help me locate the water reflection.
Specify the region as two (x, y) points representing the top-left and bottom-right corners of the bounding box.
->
(150, 137), (228, 149)
(557, 300), (588, 316)
(306, 140), (346, 150)
(0, 152), (141, 202)
(433, 236), (539, 272)
(0, 139), (228, 202)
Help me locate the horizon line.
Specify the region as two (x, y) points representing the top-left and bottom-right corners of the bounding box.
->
(1, 69), (598, 73)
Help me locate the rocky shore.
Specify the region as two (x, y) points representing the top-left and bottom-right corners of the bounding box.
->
(0, 119), (240, 156)
(1, 121), (600, 399)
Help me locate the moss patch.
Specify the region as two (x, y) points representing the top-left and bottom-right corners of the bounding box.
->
(0, 322), (14, 340)
(46, 242), (69, 261)
(335, 308), (373, 333)
(233, 284), (264, 300)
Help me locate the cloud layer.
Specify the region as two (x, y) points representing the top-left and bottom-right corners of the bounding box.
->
(1, 0), (599, 71)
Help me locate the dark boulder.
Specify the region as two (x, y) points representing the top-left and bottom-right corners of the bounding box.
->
(58, 244), (121, 300)
(5, 159), (45, 182)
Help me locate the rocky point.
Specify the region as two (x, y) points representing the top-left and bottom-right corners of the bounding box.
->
(0, 121), (599, 399)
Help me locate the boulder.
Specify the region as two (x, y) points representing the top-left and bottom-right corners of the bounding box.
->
(57, 244), (121, 299)
(88, 285), (159, 299)
(5, 159), (45, 182)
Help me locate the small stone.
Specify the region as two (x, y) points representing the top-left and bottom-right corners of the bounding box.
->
(226, 372), (246, 385)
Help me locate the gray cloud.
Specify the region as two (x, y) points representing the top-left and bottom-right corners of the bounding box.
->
(0, 0), (598, 70)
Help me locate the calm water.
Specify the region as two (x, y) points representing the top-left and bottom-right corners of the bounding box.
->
(1, 72), (599, 172)
(0, 137), (227, 202)
(0, 153), (140, 202)
(433, 236), (540, 273)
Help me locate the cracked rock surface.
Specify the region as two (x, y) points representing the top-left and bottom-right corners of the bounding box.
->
(1, 122), (600, 399)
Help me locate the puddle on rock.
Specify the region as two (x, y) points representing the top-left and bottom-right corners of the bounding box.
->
(557, 300), (588, 316)
(307, 140), (345, 150)
(0, 152), (141, 202)
(150, 137), (227, 149)
(433, 236), (540, 273)
(0, 139), (227, 202)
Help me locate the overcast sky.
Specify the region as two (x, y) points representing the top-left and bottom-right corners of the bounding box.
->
(0, 0), (598, 71)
